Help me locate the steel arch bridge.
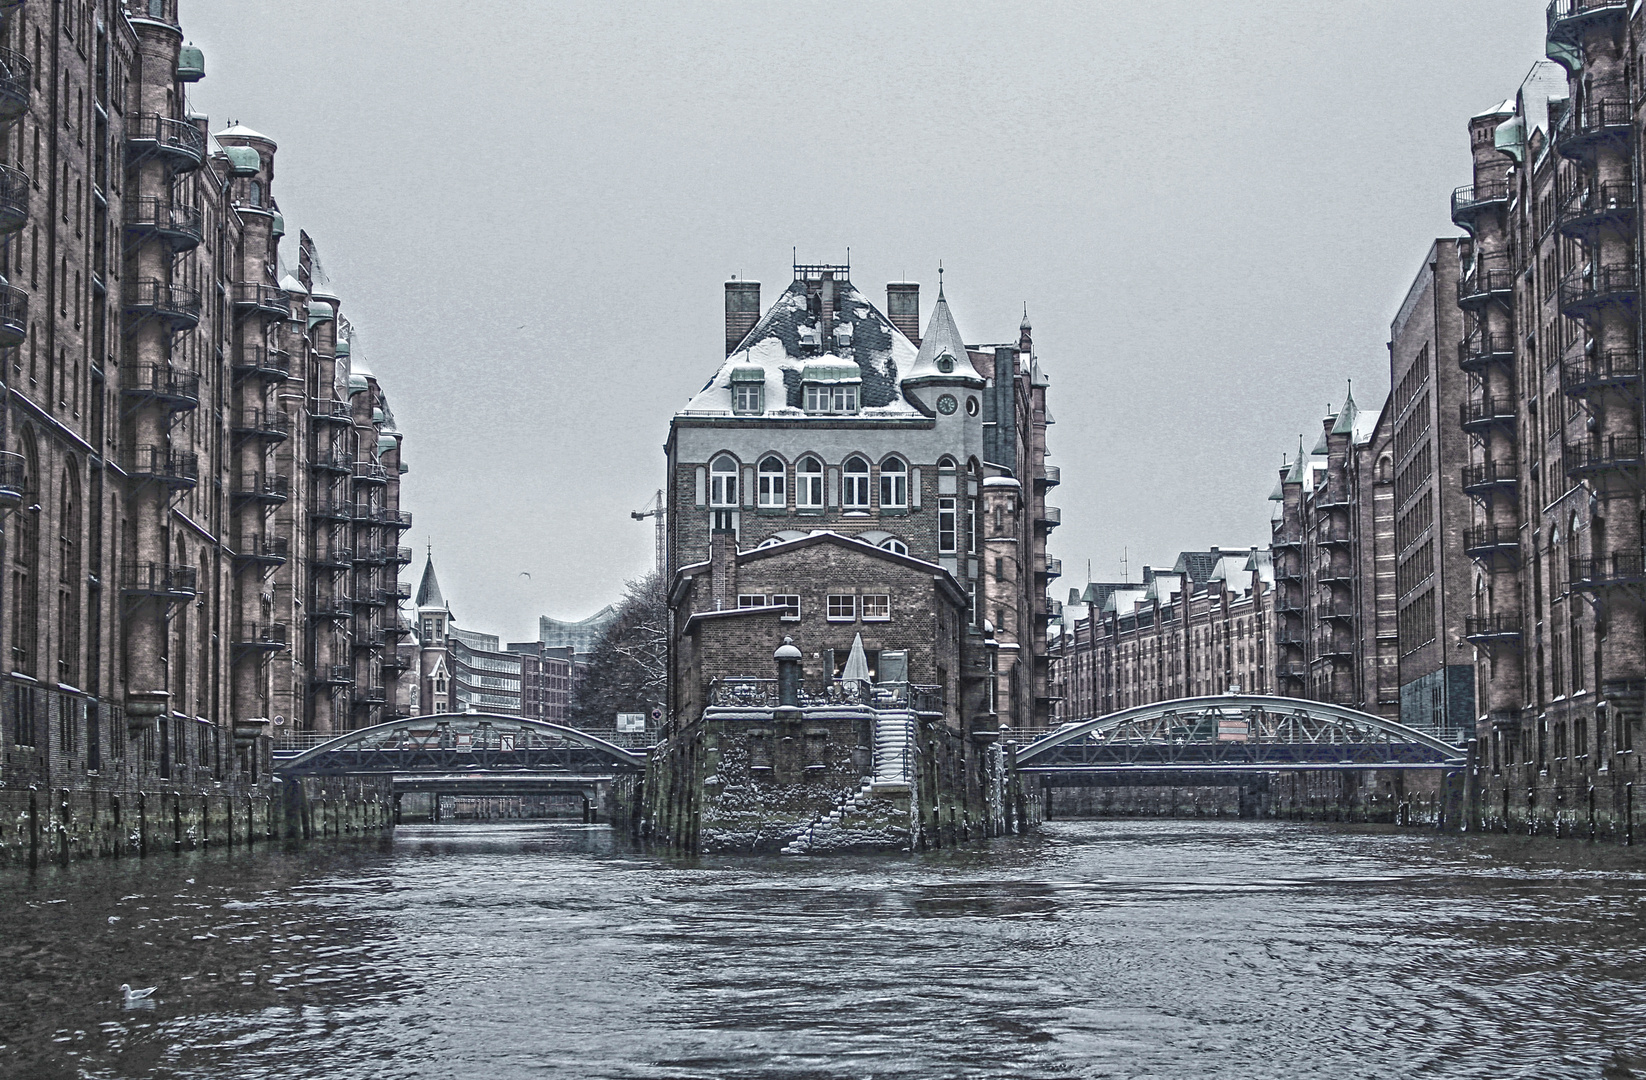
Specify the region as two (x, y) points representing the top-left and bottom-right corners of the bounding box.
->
(1015, 695), (1465, 773)
(273, 712), (648, 779)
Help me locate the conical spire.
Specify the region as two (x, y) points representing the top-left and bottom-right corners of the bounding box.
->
(1330, 380), (1358, 436)
(907, 272), (982, 383)
(415, 555), (447, 610)
(1285, 437), (1306, 483)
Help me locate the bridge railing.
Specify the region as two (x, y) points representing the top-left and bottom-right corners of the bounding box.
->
(706, 677), (945, 713)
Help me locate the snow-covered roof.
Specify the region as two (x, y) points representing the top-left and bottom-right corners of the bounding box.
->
(279, 272), (307, 295)
(906, 285), (985, 386)
(215, 123), (276, 148)
(680, 277), (922, 418)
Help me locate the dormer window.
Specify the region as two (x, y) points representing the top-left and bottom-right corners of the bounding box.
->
(801, 360), (861, 414)
(937, 352), (955, 373)
(729, 366), (764, 414)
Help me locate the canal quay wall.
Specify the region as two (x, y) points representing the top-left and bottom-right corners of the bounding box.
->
(1041, 768), (1460, 827)
(636, 707), (1039, 855)
(1470, 746), (1645, 843)
(1, 740), (393, 869)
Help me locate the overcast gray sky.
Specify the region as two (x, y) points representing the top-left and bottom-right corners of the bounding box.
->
(184, 0), (1547, 641)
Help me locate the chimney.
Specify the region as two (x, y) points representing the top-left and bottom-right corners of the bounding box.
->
(819, 271), (835, 347)
(724, 279), (761, 356)
(887, 282), (920, 343)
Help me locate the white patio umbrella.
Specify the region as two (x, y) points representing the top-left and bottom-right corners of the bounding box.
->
(841, 632), (872, 684)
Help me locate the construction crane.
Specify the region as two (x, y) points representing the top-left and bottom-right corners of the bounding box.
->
(631, 489), (665, 577)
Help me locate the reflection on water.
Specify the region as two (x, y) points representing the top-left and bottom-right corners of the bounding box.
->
(2, 820), (1645, 1079)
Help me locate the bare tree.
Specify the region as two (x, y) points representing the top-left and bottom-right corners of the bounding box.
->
(571, 570), (666, 727)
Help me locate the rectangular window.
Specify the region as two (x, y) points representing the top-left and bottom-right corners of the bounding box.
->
(736, 594), (766, 608)
(732, 383), (762, 413)
(803, 384), (858, 414)
(862, 594), (890, 621)
(939, 497), (957, 553)
(879, 466), (907, 508)
(771, 594), (800, 619)
(796, 465), (823, 508)
(969, 497), (980, 554)
(843, 468), (870, 509)
(827, 594), (856, 621)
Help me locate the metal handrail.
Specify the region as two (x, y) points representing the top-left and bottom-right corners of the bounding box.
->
(0, 162), (28, 233)
(1559, 264), (1637, 311)
(0, 48), (32, 124)
(122, 562), (197, 595)
(1465, 614), (1523, 638)
(1463, 525), (1519, 552)
(1460, 397), (1517, 428)
(232, 409), (292, 438)
(129, 446), (198, 483)
(235, 623), (289, 648)
(124, 197), (203, 243)
(234, 473), (290, 501)
(1570, 551), (1646, 587)
(1561, 349), (1641, 393)
(122, 363), (200, 403)
(231, 280), (287, 313)
(1459, 331), (1515, 368)
(126, 112), (206, 165)
(124, 278), (202, 321)
(1565, 435), (1645, 474)
(1451, 179), (1510, 219)
(1461, 462), (1518, 490)
(1556, 179), (1635, 234)
(237, 536), (290, 562)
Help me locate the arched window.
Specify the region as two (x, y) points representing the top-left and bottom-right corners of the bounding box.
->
(879, 537), (908, 555)
(757, 455), (786, 508)
(57, 465), (80, 687)
(248, 180), (262, 207)
(709, 454), (738, 507)
(795, 455), (823, 508)
(842, 455), (870, 509)
(937, 455), (957, 471)
(879, 457), (907, 508)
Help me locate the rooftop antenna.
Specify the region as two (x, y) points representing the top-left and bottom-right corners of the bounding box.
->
(938, 261), (945, 298)
(1122, 546), (1129, 584)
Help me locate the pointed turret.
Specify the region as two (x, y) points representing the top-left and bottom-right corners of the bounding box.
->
(1330, 381), (1358, 436)
(905, 277), (984, 384)
(415, 556), (448, 612)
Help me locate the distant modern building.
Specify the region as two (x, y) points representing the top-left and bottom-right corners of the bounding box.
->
(415, 557), (586, 724)
(539, 609), (617, 654)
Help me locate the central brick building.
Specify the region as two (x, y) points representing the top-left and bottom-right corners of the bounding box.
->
(645, 260), (1056, 852)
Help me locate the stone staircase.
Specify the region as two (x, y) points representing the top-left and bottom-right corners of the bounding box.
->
(781, 776), (878, 855)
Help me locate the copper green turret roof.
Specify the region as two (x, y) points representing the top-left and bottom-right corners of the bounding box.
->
(1330, 382), (1358, 436)
(1284, 438), (1307, 484)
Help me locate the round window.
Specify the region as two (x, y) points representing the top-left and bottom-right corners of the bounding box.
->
(965, 396), (980, 416)
(936, 394), (958, 415)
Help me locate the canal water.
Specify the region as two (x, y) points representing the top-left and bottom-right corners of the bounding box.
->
(2, 820), (1644, 1079)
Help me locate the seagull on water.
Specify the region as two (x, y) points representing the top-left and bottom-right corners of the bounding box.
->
(120, 984), (156, 1003)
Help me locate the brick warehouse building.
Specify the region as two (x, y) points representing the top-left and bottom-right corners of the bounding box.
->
(643, 261), (1055, 852)
(0, 0), (411, 863)
(1449, 1), (1646, 836)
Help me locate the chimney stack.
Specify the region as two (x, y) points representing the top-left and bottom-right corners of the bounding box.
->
(725, 279), (761, 356)
(819, 271), (835, 348)
(887, 282), (920, 343)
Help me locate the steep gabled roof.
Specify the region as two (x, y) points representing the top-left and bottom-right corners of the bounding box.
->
(906, 284), (985, 385)
(415, 557), (447, 611)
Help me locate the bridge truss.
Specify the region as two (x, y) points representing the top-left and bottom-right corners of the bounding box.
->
(274, 712), (648, 778)
(1015, 695), (1465, 773)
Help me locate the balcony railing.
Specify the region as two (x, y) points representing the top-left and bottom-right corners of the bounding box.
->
(1037, 505), (1061, 527)
(1451, 178), (1511, 225)
(231, 281), (288, 318)
(309, 596), (354, 622)
(1315, 600), (1355, 622)
(312, 664), (354, 687)
(352, 628), (387, 651)
(1458, 331), (1515, 372)
(1548, 0), (1631, 44)
(396, 579), (413, 600)
(1556, 95), (1632, 158)
(383, 644), (417, 673)
(1565, 435), (1644, 479)
(1465, 614), (1524, 644)
(391, 545), (414, 565)
(122, 562), (197, 598)
(128, 446), (198, 488)
(0, 451), (24, 507)
(1569, 551), (1646, 591)
(232, 345), (291, 381)
(311, 399), (353, 424)
(1461, 461), (1519, 497)
(1271, 528), (1303, 549)
(121, 364), (200, 410)
(126, 112), (206, 171)
(1276, 662), (1309, 681)
(1313, 521), (1353, 546)
(235, 535), (289, 567)
(1559, 264), (1637, 317)
(0, 162), (28, 236)
(1460, 397), (1517, 433)
(314, 547), (354, 570)
(231, 409), (291, 441)
(0, 281), (27, 346)
(123, 278), (201, 330)
(0, 47), (32, 126)
(1463, 525), (1520, 559)
(1556, 180), (1635, 237)
(1561, 350), (1641, 396)
(311, 448), (352, 473)
(353, 545), (388, 565)
(352, 460), (388, 484)
(233, 473), (289, 505)
(124, 197), (203, 251)
(1458, 257), (1516, 308)
(1036, 464), (1060, 488)
(312, 499), (355, 522)
(234, 623), (288, 653)
(1036, 556), (1062, 579)
(351, 686), (388, 708)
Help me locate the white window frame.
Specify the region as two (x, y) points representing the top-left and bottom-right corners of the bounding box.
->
(939, 497), (957, 553)
(771, 594), (801, 620)
(731, 383), (763, 414)
(861, 594), (891, 621)
(879, 457), (907, 508)
(709, 455), (738, 507)
(878, 538), (908, 556)
(804, 383), (859, 414)
(796, 456), (824, 508)
(827, 594), (857, 621)
(843, 456), (871, 509)
(736, 594), (766, 608)
(757, 456), (786, 508)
